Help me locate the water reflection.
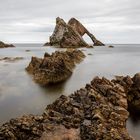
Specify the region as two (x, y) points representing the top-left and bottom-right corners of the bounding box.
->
(127, 111), (140, 140)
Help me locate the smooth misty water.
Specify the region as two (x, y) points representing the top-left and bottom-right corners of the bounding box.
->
(0, 44), (140, 139)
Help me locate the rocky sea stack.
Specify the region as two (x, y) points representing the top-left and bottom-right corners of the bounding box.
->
(0, 76), (133, 140)
(44, 17), (104, 48)
(26, 49), (85, 85)
(0, 41), (15, 48)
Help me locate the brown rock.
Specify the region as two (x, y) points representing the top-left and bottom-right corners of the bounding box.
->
(68, 18), (104, 46)
(0, 76), (133, 140)
(40, 125), (80, 140)
(113, 73), (140, 112)
(26, 49), (85, 85)
(44, 17), (104, 48)
(0, 41), (15, 48)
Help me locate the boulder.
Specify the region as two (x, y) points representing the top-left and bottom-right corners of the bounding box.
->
(26, 49), (85, 85)
(0, 76), (133, 140)
(44, 17), (104, 48)
(0, 41), (15, 48)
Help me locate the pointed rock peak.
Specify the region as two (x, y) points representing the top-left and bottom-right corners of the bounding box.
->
(45, 17), (105, 47)
(68, 17), (79, 23)
(56, 17), (66, 25)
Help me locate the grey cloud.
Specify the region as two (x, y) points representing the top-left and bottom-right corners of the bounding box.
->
(0, 0), (140, 43)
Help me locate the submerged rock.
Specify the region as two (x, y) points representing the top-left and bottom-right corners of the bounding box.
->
(25, 50), (31, 52)
(26, 49), (85, 85)
(44, 17), (104, 48)
(108, 45), (114, 48)
(0, 41), (15, 48)
(0, 57), (24, 62)
(0, 76), (133, 140)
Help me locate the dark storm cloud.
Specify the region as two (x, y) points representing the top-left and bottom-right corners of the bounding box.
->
(0, 0), (140, 43)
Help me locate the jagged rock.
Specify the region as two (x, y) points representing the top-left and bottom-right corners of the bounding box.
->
(0, 41), (15, 48)
(26, 49), (85, 85)
(44, 42), (51, 46)
(44, 17), (104, 48)
(0, 76), (133, 140)
(113, 73), (140, 112)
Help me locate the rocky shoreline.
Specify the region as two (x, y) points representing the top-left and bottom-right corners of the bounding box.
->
(1, 73), (140, 139)
(26, 49), (85, 85)
(0, 41), (15, 48)
(0, 18), (139, 140)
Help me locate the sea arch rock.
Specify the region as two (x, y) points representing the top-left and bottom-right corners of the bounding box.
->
(44, 17), (104, 48)
(68, 18), (104, 46)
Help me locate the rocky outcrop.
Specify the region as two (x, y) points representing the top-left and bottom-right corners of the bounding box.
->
(26, 49), (85, 85)
(44, 17), (104, 48)
(0, 76), (133, 140)
(113, 73), (140, 112)
(0, 41), (15, 48)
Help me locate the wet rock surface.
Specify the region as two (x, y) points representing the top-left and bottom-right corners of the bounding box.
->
(108, 45), (114, 48)
(44, 17), (104, 48)
(113, 73), (140, 112)
(26, 49), (85, 85)
(0, 57), (24, 62)
(0, 41), (15, 48)
(0, 77), (133, 140)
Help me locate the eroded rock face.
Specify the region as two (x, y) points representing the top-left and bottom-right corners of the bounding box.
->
(0, 41), (15, 48)
(0, 77), (133, 140)
(44, 17), (104, 48)
(113, 73), (140, 112)
(68, 18), (104, 46)
(26, 49), (85, 85)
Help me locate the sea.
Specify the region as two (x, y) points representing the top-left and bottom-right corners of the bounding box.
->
(0, 44), (140, 139)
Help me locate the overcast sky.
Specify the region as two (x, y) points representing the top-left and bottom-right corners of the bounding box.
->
(0, 0), (140, 44)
